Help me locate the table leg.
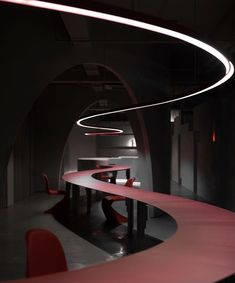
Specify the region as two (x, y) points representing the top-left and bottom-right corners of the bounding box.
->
(126, 169), (130, 179)
(137, 201), (148, 237)
(72, 184), (80, 216)
(126, 198), (134, 237)
(85, 188), (92, 214)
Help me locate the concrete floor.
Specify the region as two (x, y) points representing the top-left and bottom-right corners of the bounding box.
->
(0, 193), (114, 281)
(0, 182), (195, 281)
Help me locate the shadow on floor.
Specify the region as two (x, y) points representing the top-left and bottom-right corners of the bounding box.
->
(53, 199), (162, 259)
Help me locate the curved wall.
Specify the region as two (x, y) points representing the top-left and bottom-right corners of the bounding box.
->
(0, 4), (172, 204)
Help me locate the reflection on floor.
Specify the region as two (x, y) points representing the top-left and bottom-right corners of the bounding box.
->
(0, 181), (192, 281)
(55, 198), (163, 259)
(0, 193), (113, 281)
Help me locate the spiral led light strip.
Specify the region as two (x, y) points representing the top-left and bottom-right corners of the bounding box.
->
(2, 0), (234, 134)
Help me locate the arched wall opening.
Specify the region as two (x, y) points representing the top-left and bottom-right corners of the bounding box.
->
(61, 100), (140, 184)
(1, 5), (174, 208)
(53, 63), (153, 191)
(6, 63), (153, 205)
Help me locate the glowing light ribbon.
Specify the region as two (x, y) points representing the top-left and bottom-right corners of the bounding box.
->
(2, 0), (233, 134)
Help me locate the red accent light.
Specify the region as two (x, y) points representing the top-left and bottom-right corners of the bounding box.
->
(212, 129), (216, 143)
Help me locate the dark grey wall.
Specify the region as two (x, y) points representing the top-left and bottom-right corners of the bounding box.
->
(62, 119), (148, 187)
(171, 135), (178, 183)
(62, 123), (97, 174)
(31, 85), (99, 191)
(222, 95), (235, 210)
(144, 106), (172, 194)
(0, 4), (172, 206)
(171, 89), (235, 212)
(194, 95), (235, 211)
(96, 121), (139, 180)
(13, 113), (34, 202)
(106, 47), (172, 193)
(172, 117), (194, 192)
(0, 5), (95, 202)
(180, 130), (194, 192)
(194, 101), (217, 202)
(1, 3), (234, 212)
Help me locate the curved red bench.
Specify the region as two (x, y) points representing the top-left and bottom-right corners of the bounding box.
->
(5, 164), (235, 283)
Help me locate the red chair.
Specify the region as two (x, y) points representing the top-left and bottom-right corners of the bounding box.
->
(43, 173), (69, 215)
(25, 229), (68, 278)
(95, 165), (116, 183)
(42, 173), (66, 195)
(102, 178), (135, 224)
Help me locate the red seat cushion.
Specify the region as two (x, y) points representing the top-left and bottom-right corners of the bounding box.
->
(26, 229), (68, 278)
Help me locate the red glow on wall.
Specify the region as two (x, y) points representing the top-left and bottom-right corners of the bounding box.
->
(212, 129), (216, 143)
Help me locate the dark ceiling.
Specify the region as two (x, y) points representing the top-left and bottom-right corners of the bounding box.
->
(51, 0), (235, 116)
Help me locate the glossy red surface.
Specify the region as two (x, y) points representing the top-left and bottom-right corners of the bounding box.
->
(6, 164), (235, 283)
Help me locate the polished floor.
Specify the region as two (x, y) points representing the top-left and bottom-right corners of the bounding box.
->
(56, 197), (164, 259)
(0, 182), (194, 281)
(0, 193), (114, 281)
